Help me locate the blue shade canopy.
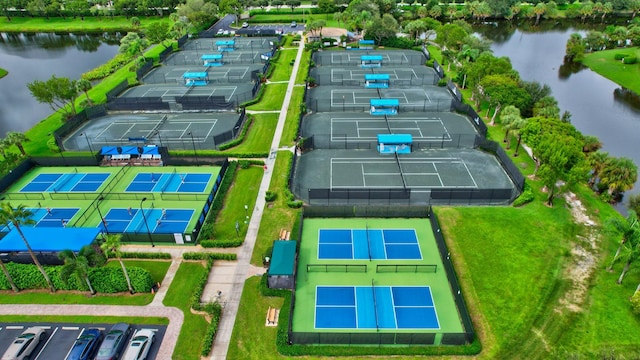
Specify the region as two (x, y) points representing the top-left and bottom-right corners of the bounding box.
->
(0, 227), (100, 252)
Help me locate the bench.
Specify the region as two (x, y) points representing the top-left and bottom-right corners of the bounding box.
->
(279, 229), (291, 240)
(267, 307), (278, 325)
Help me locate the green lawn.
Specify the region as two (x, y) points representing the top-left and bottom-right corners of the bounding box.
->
(228, 113), (278, 153)
(248, 14), (339, 28)
(247, 83), (287, 111)
(0, 16), (169, 32)
(104, 259), (171, 284)
(0, 67), (7, 78)
(227, 276), (284, 360)
(270, 49), (298, 82)
(213, 166), (264, 240)
(250, 151), (300, 266)
(583, 47), (640, 95)
(278, 87), (304, 147)
(295, 49), (311, 85)
(163, 261), (209, 360)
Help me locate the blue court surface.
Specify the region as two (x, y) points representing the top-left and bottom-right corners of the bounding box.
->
(315, 286), (439, 330)
(125, 173), (211, 193)
(318, 229), (422, 260)
(0, 208), (80, 232)
(99, 208), (194, 234)
(20, 173), (109, 192)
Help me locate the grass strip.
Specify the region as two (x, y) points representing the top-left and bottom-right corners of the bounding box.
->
(163, 261), (209, 360)
(212, 165), (264, 241)
(104, 259), (171, 284)
(270, 49), (298, 82)
(0, 67), (7, 78)
(247, 83), (287, 111)
(279, 87), (304, 147)
(0, 16), (169, 32)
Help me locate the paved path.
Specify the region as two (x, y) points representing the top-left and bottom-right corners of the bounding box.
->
(209, 38), (306, 360)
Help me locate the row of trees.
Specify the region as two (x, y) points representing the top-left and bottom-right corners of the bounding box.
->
(566, 18), (640, 62)
(0, 202), (136, 294)
(429, 20), (637, 206)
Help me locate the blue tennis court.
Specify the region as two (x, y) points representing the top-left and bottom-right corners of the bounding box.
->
(20, 173), (110, 192)
(318, 229), (422, 260)
(1, 208), (79, 232)
(99, 207), (194, 234)
(125, 172), (211, 193)
(315, 286), (439, 330)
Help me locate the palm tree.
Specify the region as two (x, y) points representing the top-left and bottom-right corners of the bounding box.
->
(533, 3), (546, 25)
(499, 105), (521, 148)
(587, 151), (609, 188)
(0, 203), (55, 292)
(617, 239), (640, 284)
(0, 259), (19, 292)
(5, 132), (30, 156)
(76, 79), (93, 107)
(606, 211), (640, 271)
(599, 157), (638, 197)
(511, 117), (528, 157)
(100, 234), (134, 294)
(58, 247), (96, 295)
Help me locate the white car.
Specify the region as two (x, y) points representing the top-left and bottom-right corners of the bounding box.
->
(242, 22), (248, 28)
(216, 29), (224, 35)
(121, 329), (155, 360)
(223, 30), (230, 35)
(1, 327), (45, 360)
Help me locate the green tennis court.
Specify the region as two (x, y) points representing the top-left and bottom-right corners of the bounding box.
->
(292, 218), (463, 343)
(0, 165), (221, 242)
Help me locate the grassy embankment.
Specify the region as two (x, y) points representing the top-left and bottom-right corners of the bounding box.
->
(583, 47), (640, 95)
(0, 16), (169, 32)
(0, 68), (7, 78)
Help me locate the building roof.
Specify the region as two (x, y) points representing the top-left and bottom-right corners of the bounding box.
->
(268, 240), (296, 276)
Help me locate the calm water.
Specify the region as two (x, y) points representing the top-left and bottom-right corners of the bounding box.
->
(476, 23), (640, 201)
(0, 32), (120, 136)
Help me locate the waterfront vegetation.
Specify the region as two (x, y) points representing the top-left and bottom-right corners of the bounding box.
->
(583, 47), (640, 95)
(0, 16), (169, 32)
(3, 6), (640, 359)
(0, 68), (7, 78)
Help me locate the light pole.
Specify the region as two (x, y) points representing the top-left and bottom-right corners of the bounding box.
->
(49, 132), (67, 166)
(244, 204), (249, 224)
(96, 196), (109, 235)
(140, 197), (155, 247)
(81, 133), (94, 156)
(188, 132), (199, 166)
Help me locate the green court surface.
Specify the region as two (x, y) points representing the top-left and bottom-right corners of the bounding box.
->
(0, 166), (220, 238)
(292, 218), (464, 341)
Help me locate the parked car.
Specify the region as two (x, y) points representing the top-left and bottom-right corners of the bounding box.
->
(121, 329), (155, 360)
(94, 323), (131, 360)
(223, 30), (230, 35)
(242, 22), (249, 28)
(1, 327), (45, 360)
(216, 29), (224, 35)
(65, 328), (101, 360)
(291, 21), (297, 28)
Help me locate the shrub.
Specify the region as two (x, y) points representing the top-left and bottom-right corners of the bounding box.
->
(183, 252), (237, 261)
(217, 116), (254, 151)
(0, 263), (154, 293)
(437, 78), (448, 87)
(512, 182), (534, 207)
(265, 190), (277, 202)
(623, 56), (637, 64)
(82, 53), (133, 81)
(199, 239), (244, 248)
(116, 252), (172, 259)
(614, 53), (629, 60)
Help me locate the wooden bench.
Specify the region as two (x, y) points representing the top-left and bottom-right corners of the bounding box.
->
(267, 307), (277, 325)
(279, 229), (291, 240)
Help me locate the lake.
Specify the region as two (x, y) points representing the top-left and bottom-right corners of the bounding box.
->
(0, 32), (120, 137)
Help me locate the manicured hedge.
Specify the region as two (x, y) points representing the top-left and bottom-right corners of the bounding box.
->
(199, 239), (243, 248)
(0, 262), (154, 293)
(183, 252), (237, 261)
(217, 115), (254, 151)
(281, 151), (303, 208)
(115, 252), (172, 259)
(82, 53), (133, 81)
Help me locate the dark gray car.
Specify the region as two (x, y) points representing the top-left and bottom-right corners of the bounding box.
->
(94, 323), (131, 360)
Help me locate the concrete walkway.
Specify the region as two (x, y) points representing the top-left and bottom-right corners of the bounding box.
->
(209, 38), (306, 360)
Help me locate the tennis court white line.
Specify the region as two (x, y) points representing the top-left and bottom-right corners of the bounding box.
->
(386, 286), (398, 328)
(461, 160), (479, 188)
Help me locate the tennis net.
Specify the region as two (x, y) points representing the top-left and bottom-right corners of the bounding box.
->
(365, 222), (372, 261)
(161, 168), (178, 193)
(371, 279), (379, 331)
(383, 114), (392, 133)
(306, 264), (367, 273)
(53, 168), (79, 192)
(394, 153), (408, 190)
(376, 264), (437, 273)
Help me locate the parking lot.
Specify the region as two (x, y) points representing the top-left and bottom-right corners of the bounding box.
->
(0, 322), (166, 360)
